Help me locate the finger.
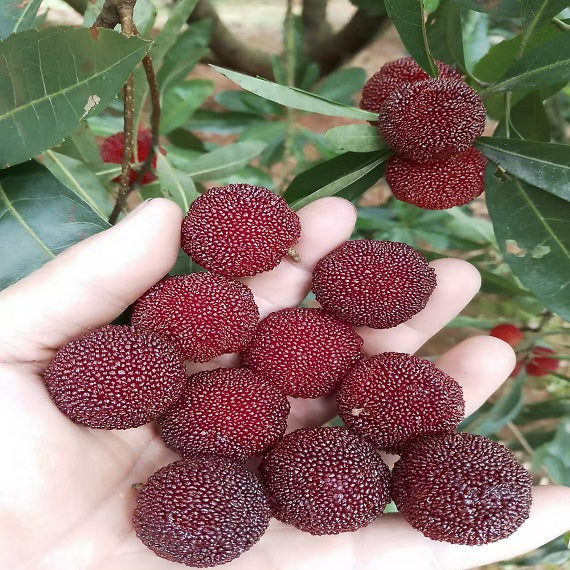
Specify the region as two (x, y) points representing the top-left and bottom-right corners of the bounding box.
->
(241, 197), (357, 317)
(0, 199), (182, 365)
(356, 258), (481, 355)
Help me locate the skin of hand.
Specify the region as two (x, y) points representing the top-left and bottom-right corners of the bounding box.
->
(0, 197), (568, 570)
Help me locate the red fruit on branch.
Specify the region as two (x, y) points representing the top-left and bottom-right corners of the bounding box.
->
(526, 347), (559, 377)
(489, 323), (524, 348)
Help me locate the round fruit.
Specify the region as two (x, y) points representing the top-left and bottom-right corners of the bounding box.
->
(43, 325), (186, 429)
(133, 458), (270, 567)
(337, 352), (465, 453)
(181, 184), (301, 277)
(526, 346), (559, 377)
(159, 367), (290, 462)
(131, 273), (259, 362)
(384, 147), (487, 209)
(312, 240), (437, 329)
(379, 78), (486, 162)
(241, 307), (363, 398)
(391, 432), (533, 545)
(489, 323), (524, 348)
(260, 426), (390, 535)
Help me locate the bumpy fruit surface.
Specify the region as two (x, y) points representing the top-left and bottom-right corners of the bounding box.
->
(337, 352), (465, 453)
(360, 57), (461, 120)
(489, 323), (524, 348)
(131, 273), (259, 362)
(385, 147), (487, 209)
(241, 308), (363, 398)
(159, 367), (290, 462)
(260, 426), (390, 535)
(312, 240), (436, 329)
(181, 184), (301, 277)
(391, 432), (533, 545)
(133, 458), (270, 567)
(526, 346), (559, 377)
(379, 78), (486, 162)
(43, 325), (186, 429)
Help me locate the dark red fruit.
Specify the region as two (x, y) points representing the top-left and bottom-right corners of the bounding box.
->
(337, 352), (465, 453)
(100, 129), (163, 185)
(510, 360), (524, 378)
(379, 78), (486, 162)
(133, 458), (270, 567)
(385, 147), (487, 209)
(260, 426), (390, 535)
(159, 368), (290, 462)
(241, 308), (363, 398)
(360, 57), (461, 121)
(312, 240), (437, 329)
(489, 323), (524, 348)
(526, 346), (559, 377)
(181, 184), (301, 277)
(131, 274), (259, 362)
(43, 325), (186, 429)
(391, 433), (533, 545)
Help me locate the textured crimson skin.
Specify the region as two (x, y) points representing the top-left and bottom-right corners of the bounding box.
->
(360, 57), (461, 122)
(131, 274), (259, 362)
(391, 433), (533, 545)
(526, 347), (559, 376)
(260, 427), (390, 535)
(43, 325), (186, 429)
(312, 240), (437, 329)
(337, 352), (464, 453)
(100, 130), (162, 185)
(379, 78), (486, 162)
(159, 368), (290, 462)
(489, 323), (524, 348)
(133, 458), (270, 567)
(385, 147), (487, 209)
(242, 308), (363, 398)
(181, 184), (302, 277)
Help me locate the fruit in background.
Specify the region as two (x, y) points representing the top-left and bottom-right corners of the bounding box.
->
(312, 240), (436, 329)
(489, 323), (524, 348)
(241, 307), (363, 398)
(133, 458), (270, 567)
(337, 352), (465, 453)
(526, 346), (559, 377)
(391, 432), (533, 545)
(131, 273), (259, 362)
(181, 183), (301, 277)
(43, 325), (186, 429)
(260, 426), (391, 535)
(379, 78), (486, 162)
(385, 147), (487, 209)
(159, 368), (290, 462)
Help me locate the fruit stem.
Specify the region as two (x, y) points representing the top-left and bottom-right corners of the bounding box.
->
(287, 248), (301, 263)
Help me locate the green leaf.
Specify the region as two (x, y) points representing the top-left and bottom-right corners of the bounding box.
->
(83, 0), (104, 27)
(0, 161), (110, 290)
(426, 0), (465, 70)
(0, 0), (42, 40)
(187, 109), (263, 134)
(485, 166), (570, 320)
(314, 67), (367, 105)
(0, 27), (150, 169)
(476, 138), (570, 201)
(215, 90), (284, 116)
(58, 124), (105, 165)
(521, 0), (570, 44)
(533, 419), (570, 485)
(160, 79), (214, 135)
(462, 10), (490, 73)
(211, 65), (378, 121)
(133, 0), (157, 37)
(154, 153), (200, 213)
(450, 0), (520, 16)
(384, 0), (438, 76)
(493, 91), (551, 142)
(517, 398), (570, 423)
(324, 125), (388, 152)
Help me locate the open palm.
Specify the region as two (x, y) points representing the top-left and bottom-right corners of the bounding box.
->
(1, 198), (568, 570)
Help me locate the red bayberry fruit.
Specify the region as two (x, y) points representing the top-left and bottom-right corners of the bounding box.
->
(312, 240), (436, 329)
(43, 325), (186, 429)
(510, 360), (524, 378)
(337, 352), (465, 454)
(526, 346), (559, 376)
(489, 323), (524, 348)
(159, 367), (290, 462)
(100, 129), (162, 185)
(260, 426), (390, 535)
(379, 78), (486, 162)
(241, 308), (363, 398)
(384, 147), (487, 209)
(133, 458), (270, 567)
(360, 57), (462, 122)
(181, 184), (301, 277)
(391, 432), (533, 545)
(131, 273), (259, 362)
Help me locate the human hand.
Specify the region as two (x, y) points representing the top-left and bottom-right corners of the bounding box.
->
(0, 198), (568, 570)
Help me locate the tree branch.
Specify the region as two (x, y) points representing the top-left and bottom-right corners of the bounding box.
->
(302, 0), (332, 52)
(93, 0), (119, 28)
